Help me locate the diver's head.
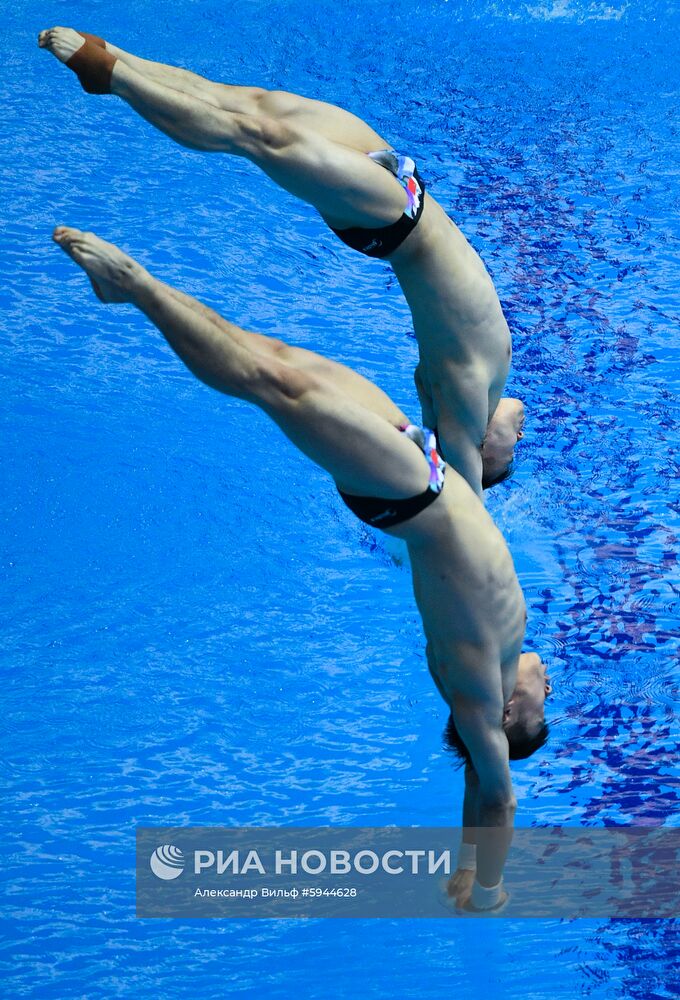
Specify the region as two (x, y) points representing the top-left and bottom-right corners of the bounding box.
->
(481, 397), (525, 489)
(501, 652), (551, 758)
(443, 651), (551, 766)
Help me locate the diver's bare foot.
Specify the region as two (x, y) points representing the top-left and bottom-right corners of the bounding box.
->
(53, 227), (149, 304)
(39, 27), (116, 93)
(38, 27), (86, 63)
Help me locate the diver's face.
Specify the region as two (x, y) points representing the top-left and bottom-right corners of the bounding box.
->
(482, 397), (525, 483)
(503, 652), (552, 735)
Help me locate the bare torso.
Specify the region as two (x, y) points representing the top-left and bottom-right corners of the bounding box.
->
(389, 471), (526, 706)
(268, 100), (513, 459)
(389, 193), (512, 480)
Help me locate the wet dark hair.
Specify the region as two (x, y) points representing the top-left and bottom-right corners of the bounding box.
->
(481, 461), (515, 491)
(443, 712), (549, 767)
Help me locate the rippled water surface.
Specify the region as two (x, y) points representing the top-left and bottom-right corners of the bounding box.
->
(2, 0), (679, 996)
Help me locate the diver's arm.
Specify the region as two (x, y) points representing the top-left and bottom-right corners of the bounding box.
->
(414, 363), (437, 429)
(446, 763), (480, 906)
(463, 763), (480, 832)
(450, 693), (516, 892)
(428, 644), (507, 897)
(431, 368), (490, 497)
(437, 431), (484, 498)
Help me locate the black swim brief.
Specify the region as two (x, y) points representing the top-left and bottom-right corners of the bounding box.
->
(329, 150), (426, 259)
(337, 425), (445, 529)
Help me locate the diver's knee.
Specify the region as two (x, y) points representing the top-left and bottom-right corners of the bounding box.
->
(243, 357), (316, 409)
(269, 362), (317, 403)
(237, 113), (293, 158)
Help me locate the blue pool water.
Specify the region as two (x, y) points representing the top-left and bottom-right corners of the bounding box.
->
(2, 0), (679, 995)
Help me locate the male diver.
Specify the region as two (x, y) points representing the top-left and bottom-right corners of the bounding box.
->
(39, 27), (526, 495)
(50, 225), (550, 912)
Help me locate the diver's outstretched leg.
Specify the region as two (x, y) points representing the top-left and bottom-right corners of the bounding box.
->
(40, 28), (408, 230)
(80, 31), (269, 115)
(159, 284), (410, 423)
(105, 41), (388, 150)
(39, 28), (388, 147)
(52, 226), (428, 499)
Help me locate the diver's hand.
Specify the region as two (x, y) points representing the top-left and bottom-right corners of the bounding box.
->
(446, 868), (476, 907)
